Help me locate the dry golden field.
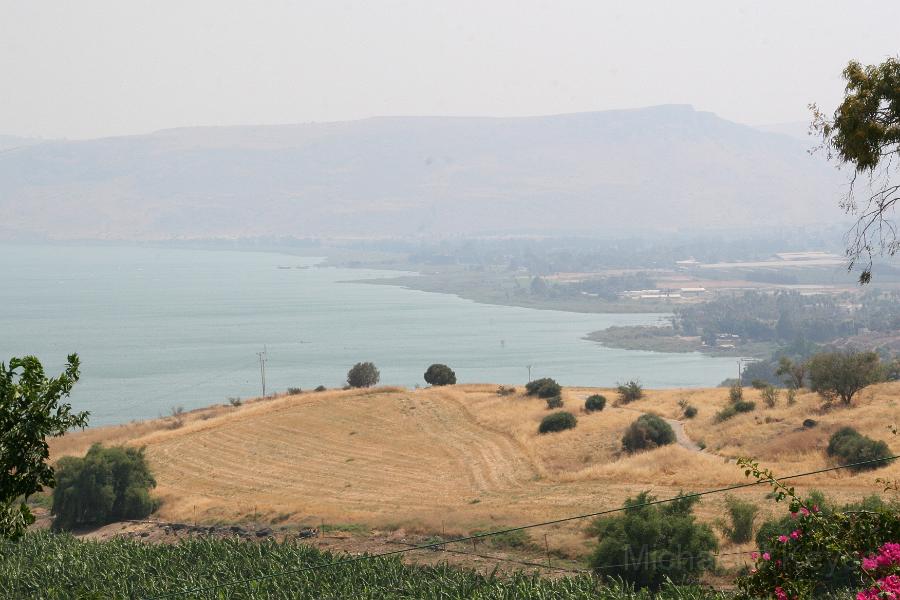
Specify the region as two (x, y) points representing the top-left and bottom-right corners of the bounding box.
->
(49, 382), (900, 556)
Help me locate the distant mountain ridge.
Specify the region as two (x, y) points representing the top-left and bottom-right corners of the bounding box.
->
(0, 105), (843, 240)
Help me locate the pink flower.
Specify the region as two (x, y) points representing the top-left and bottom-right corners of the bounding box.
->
(791, 530), (801, 540)
(751, 552), (759, 560)
(813, 504), (820, 513)
(863, 556), (879, 571)
(800, 507), (810, 516)
(763, 552), (771, 561)
(790, 512), (798, 519)
(775, 586), (788, 600)
(778, 535), (789, 543)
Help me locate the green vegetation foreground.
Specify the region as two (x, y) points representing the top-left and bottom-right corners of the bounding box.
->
(0, 531), (738, 600)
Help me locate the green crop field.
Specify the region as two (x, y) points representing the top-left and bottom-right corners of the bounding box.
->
(0, 531), (740, 600)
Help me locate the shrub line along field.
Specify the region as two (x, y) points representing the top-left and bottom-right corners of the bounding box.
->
(48, 382), (900, 559)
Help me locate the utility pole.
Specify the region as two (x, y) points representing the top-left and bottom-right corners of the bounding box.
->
(257, 346), (268, 398)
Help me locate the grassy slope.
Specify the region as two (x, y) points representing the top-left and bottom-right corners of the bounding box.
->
(49, 382), (900, 558)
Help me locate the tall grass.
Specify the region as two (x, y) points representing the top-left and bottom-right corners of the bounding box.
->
(0, 531), (737, 599)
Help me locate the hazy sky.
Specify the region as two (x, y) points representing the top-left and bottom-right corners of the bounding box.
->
(2, 1), (898, 139)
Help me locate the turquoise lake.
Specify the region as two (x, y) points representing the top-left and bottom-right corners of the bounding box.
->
(1, 243), (736, 425)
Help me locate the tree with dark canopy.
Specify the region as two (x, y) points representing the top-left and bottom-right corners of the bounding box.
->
(346, 362), (380, 388)
(423, 364), (456, 386)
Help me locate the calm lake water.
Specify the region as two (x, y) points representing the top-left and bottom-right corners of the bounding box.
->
(1, 243), (735, 425)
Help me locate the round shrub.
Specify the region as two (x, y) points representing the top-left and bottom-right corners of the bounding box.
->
(526, 377), (562, 399)
(585, 394), (606, 412)
(826, 427), (894, 471)
(545, 395), (563, 409)
(622, 414), (675, 453)
(314, 385), (327, 392)
(423, 363), (456, 386)
(683, 405), (698, 419)
(346, 362), (380, 388)
(538, 411), (577, 434)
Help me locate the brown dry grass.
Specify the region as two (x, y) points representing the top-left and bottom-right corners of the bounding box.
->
(48, 382), (900, 556)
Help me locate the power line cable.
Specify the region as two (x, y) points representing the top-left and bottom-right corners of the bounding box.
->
(144, 453), (898, 599)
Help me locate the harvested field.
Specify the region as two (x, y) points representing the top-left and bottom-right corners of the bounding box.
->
(50, 382), (900, 556)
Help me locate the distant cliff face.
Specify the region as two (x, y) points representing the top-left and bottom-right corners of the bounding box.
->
(0, 105), (841, 240)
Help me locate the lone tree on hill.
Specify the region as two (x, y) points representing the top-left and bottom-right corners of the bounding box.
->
(812, 57), (900, 283)
(0, 354), (89, 540)
(807, 351), (883, 406)
(347, 362), (380, 388)
(423, 364), (456, 386)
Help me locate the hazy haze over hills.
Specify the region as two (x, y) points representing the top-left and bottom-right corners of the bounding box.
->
(0, 105), (843, 241)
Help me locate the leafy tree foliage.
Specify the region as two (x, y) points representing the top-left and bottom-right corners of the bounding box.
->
(812, 57), (900, 283)
(0, 354), (88, 540)
(585, 394), (606, 412)
(807, 350), (883, 406)
(616, 380), (643, 404)
(776, 356), (807, 389)
(589, 492), (717, 590)
(51, 444), (156, 530)
(826, 427), (894, 472)
(538, 411), (577, 434)
(525, 377), (562, 399)
(346, 362), (380, 388)
(423, 364), (456, 386)
(622, 414), (675, 453)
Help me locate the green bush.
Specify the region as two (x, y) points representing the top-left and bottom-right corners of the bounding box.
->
(715, 400), (755, 422)
(741, 498), (900, 598)
(585, 394), (606, 412)
(616, 380), (643, 404)
(728, 383), (743, 403)
(538, 411), (577, 434)
(589, 492), (718, 590)
(423, 364), (456, 386)
(683, 405), (698, 419)
(826, 427), (893, 471)
(716, 495), (759, 544)
(496, 385), (516, 396)
(545, 396), (563, 409)
(622, 414), (675, 453)
(286, 387), (302, 395)
(314, 385), (327, 392)
(51, 444), (156, 531)
(525, 377), (562, 399)
(346, 362), (380, 388)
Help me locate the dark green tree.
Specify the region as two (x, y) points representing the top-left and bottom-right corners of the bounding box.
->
(51, 444), (157, 530)
(812, 57), (900, 283)
(806, 350), (883, 406)
(423, 364), (456, 386)
(524, 377), (561, 399)
(589, 492), (717, 590)
(538, 411), (577, 433)
(622, 414), (675, 453)
(346, 362), (380, 388)
(0, 354), (88, 540)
